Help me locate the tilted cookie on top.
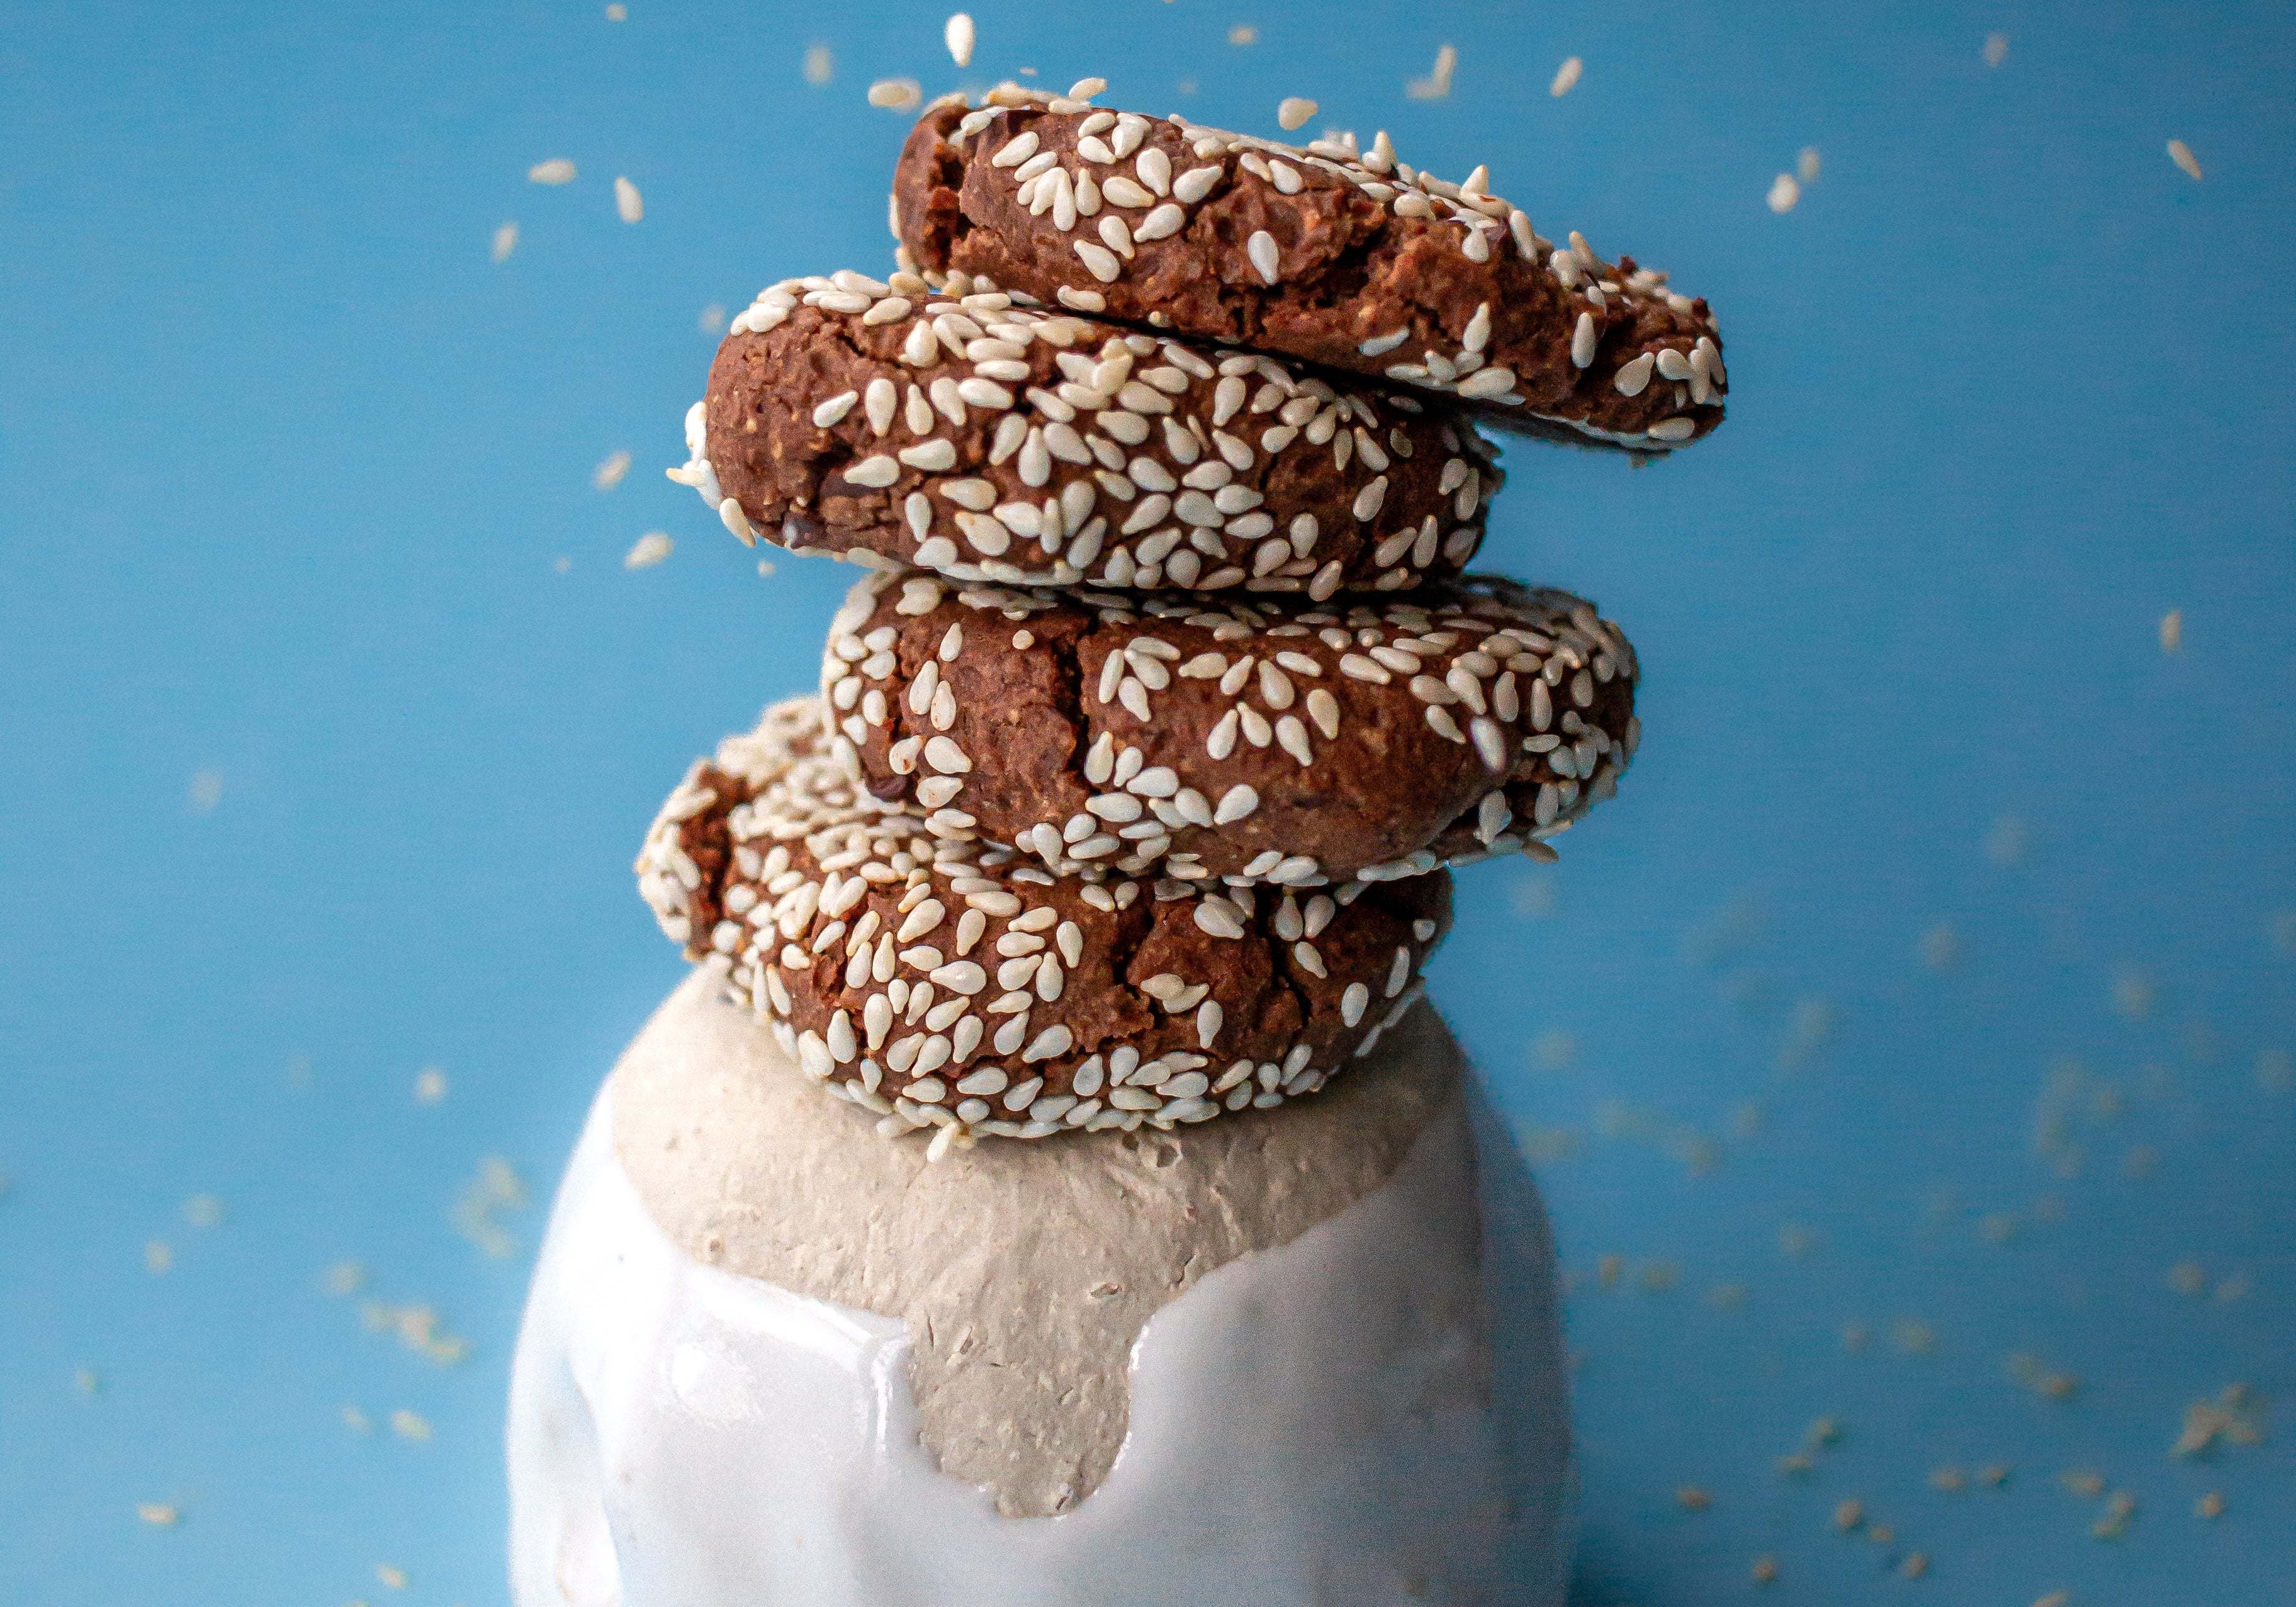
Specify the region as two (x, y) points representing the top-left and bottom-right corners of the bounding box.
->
(894, 84), (1726, 452)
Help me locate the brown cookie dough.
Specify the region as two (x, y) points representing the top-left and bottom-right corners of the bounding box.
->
(670, 273), (1501, 596)
(818, 567), (1639, 887)
(893, 86), (1726, 451)
(636, 697), (1451, 1152)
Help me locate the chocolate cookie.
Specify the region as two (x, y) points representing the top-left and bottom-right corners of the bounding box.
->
(670, 273), (1501, 596)
(637, 697), (1451, 1153)
(893, 87), (1725, 451)
(818, 567), (1638, 887)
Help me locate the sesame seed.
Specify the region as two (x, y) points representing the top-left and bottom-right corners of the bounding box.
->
(1550, 57), (1582, 96)
(2168, 139), (2203, 181)
(868, 78), (923, 111)
(943, 11), (974, 68)
(1246, 230), (1281, 285)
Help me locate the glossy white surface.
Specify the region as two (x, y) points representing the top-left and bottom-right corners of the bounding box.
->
(508, 1076), (1569, 1606)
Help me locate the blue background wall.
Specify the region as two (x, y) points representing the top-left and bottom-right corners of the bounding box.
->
(1, 1), (2288, 1601)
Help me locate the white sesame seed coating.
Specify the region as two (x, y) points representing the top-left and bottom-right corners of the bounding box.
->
(636, 696), (1452, 1144)
(894, 93), (1725, 451)
(691, 283), (1500, 593)
(819, 567), (1637, 886)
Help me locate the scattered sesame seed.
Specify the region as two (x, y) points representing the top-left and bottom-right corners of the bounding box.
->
(614, 176), (644, 222)
(943, 12), (975, 68)
(1919, 922), (1959, 969)
(869, 77), (923, 111)
(605, 2), (625, 17)
(413, 1068), (447, 1103)
(1276, 96), (1318, 132)
(325, 1260), (367, 1295)
(1832, 1497), (1864, 1531)
(1899, 1552), (1929, 1579)
(1549, 57), (1581, 97)
(376, 1564), (408, 1589)
(2159, 607), (2182, 651)
(802, 43), (833, 85)
(625, 531), (673, 570)
(1984, 32), (2010, 67)
(490, 221), (518, 262)
(1228, 25), (1256, 45)
(527, 158), (576, 185)
(1767, 173), (1801, 213)
(188, 769), (224, 813)
(1405, 43), (1456, 99)
(698, 303), (726, 334)
(594, 449), (632, 490)
(136, 1502), (178, 1527)
(1798, 146), (1821, 183)
(182, 1193), (223, 1227)
(1676, 1485), (1711, 1510)
(2167, 140), (2202, 181)
(389, 1409), (432, 1441)
(1750, 1555), (1779, 1585)
(144, 1239), (172, 1274)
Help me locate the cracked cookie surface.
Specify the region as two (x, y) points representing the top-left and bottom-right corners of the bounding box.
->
(894, 89), (1725, 450)
(821, 567), (1640, 887)
(672, 275), (1500, 595)
(638, 697), (1452, 1149)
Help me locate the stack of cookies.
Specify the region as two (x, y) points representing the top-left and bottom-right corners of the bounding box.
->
(636, 78), (1719, 1161)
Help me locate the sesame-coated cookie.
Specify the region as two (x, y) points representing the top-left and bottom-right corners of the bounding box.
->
(636, 697), (1452, 1153)
(820, 566), (1639, 888)
(672, 276), (1500, 597)
(894, 87), (1726, 451)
